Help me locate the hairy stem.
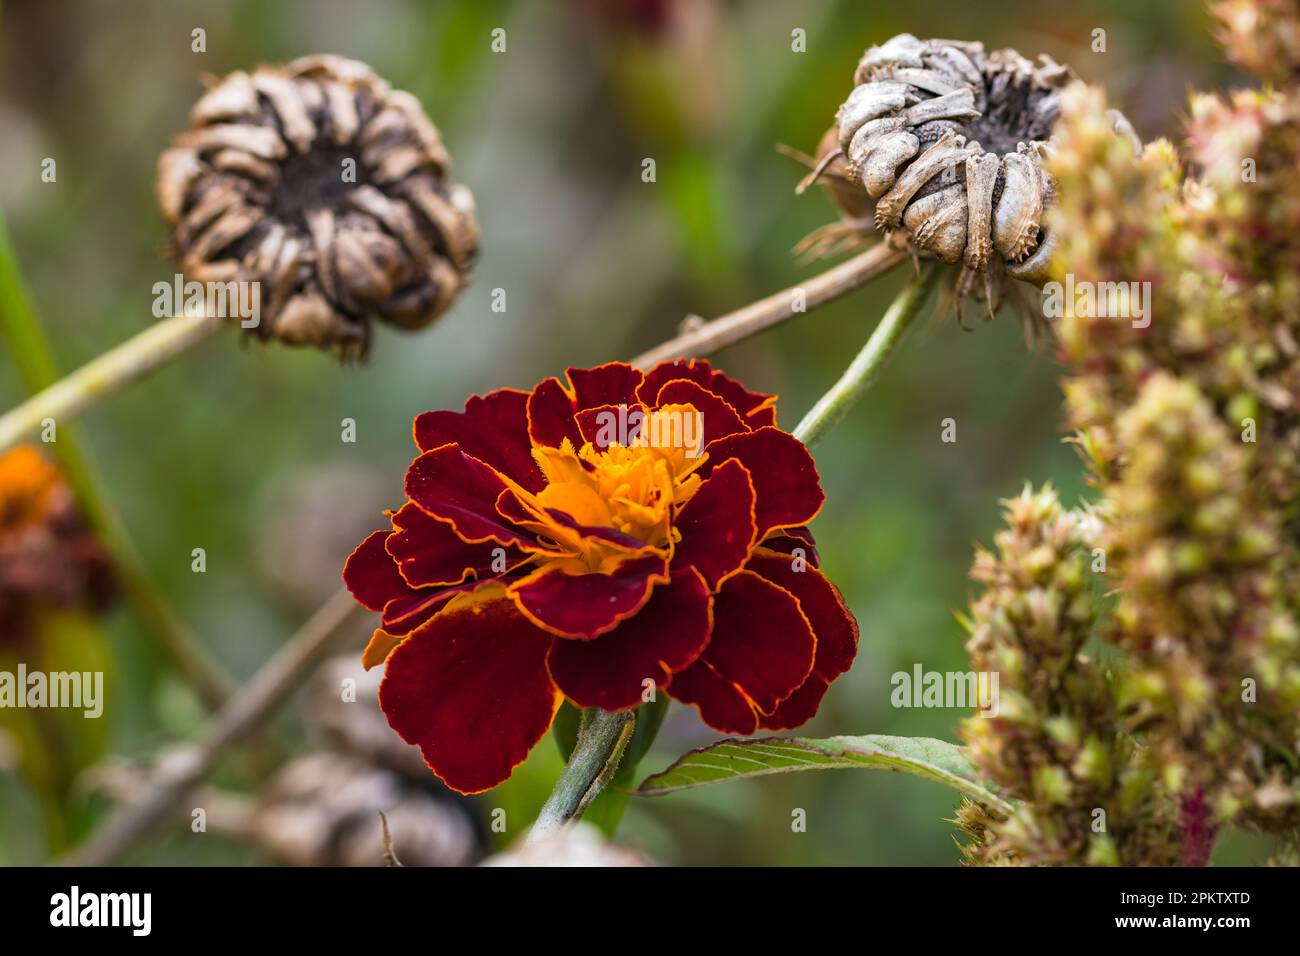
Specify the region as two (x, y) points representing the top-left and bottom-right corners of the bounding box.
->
(0, 216), (233, 709)
(793, 263), (939, 448)
(630, 243), (907, 369)
(0, 311), (224, 453)
(529, 707), (636, 842)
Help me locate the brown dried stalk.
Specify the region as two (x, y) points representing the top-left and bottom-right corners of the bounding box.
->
(62, 588), (365, 866)
(630, 241), (907, 369)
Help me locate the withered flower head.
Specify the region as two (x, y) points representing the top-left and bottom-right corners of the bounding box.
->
(0, 446), (114, 644)
(808, 34), (1138, 304)
(156, 55), (479, 359)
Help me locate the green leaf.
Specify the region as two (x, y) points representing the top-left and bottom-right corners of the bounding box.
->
(636, 734), (1010, 813)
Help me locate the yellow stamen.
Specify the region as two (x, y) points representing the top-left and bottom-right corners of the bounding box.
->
(516, 405), (708, 569)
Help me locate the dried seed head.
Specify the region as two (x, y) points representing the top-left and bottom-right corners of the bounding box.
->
(252, 752), (480, 866)
(157, 55), (479, 359)
(1213, 0), (1300, 84)
(813, 34), (1139, 307)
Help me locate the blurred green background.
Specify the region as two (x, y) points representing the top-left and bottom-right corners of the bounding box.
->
(0, 0), (1239, 865)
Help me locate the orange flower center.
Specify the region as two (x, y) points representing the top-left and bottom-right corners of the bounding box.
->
(506, 404), (707, 571)
(0, 445), (61, 532)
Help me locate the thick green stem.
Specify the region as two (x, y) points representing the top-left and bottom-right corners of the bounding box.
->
(529, 707), (636, 842)
(0, 215), (234, 709)
(0, 312), (223, 453)
(793, 263), (939, 448)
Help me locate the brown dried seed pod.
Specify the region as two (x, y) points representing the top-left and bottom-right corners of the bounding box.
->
(819, 34), (1137, 298)
(252, 752), (480, 867)
(156, 55), (479, 359)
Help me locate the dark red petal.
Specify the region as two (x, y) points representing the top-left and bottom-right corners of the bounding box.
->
(414, 389), (544, 492)
(742, 402), (777, 429)
(345, 524), (488, 638)
(664, 658), (761, 734)
(745, 549), (859, 730)
(544, 508), (648, 552)
(343, 530), (409, 612)
(703, 427), (824, 537)
(574, 402), (650, 449)
(379, 597), (560, 794)
(575, 403), (618, 447)
(510, 553), (669, 638)
(671, 458), (756, 589)
(527, 376), (582, 448)
(405, 445), (535, 547)
(699, 570), (815, 711)
(380, 579), (483, 636)
(638, 359), (778, 427)
(668, 570), (815, 732)
(387, 502), (526, 588)
(759, 676), (832, 731)
(761, 526), (821, 568)
(496, 488), (538, 526)
(653, 378), (748, 446)
(494, 488), (647, 553)
(567, 362), (644, 412)
(547, 568), (711, 710)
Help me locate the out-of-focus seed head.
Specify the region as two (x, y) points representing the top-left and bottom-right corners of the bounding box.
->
(252, 751), (480, 867)
(1044, 3), (1300, 833)
(959, 485), (1179, 866)
(482, 823), (654, 867)
(1213, 0), (1300, 84)
(156, 55), (479, 360)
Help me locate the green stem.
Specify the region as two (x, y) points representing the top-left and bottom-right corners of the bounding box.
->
(0, 214), (234, 709)
(0, 312), (223, 453)
(793, 263), (939, 448)
(529, 707), (636, 842)
(578, 694), (668, 836)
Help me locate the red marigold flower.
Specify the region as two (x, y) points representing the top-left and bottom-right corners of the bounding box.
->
(0, 446), (115, 645)
(343, 360), (858, 793)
